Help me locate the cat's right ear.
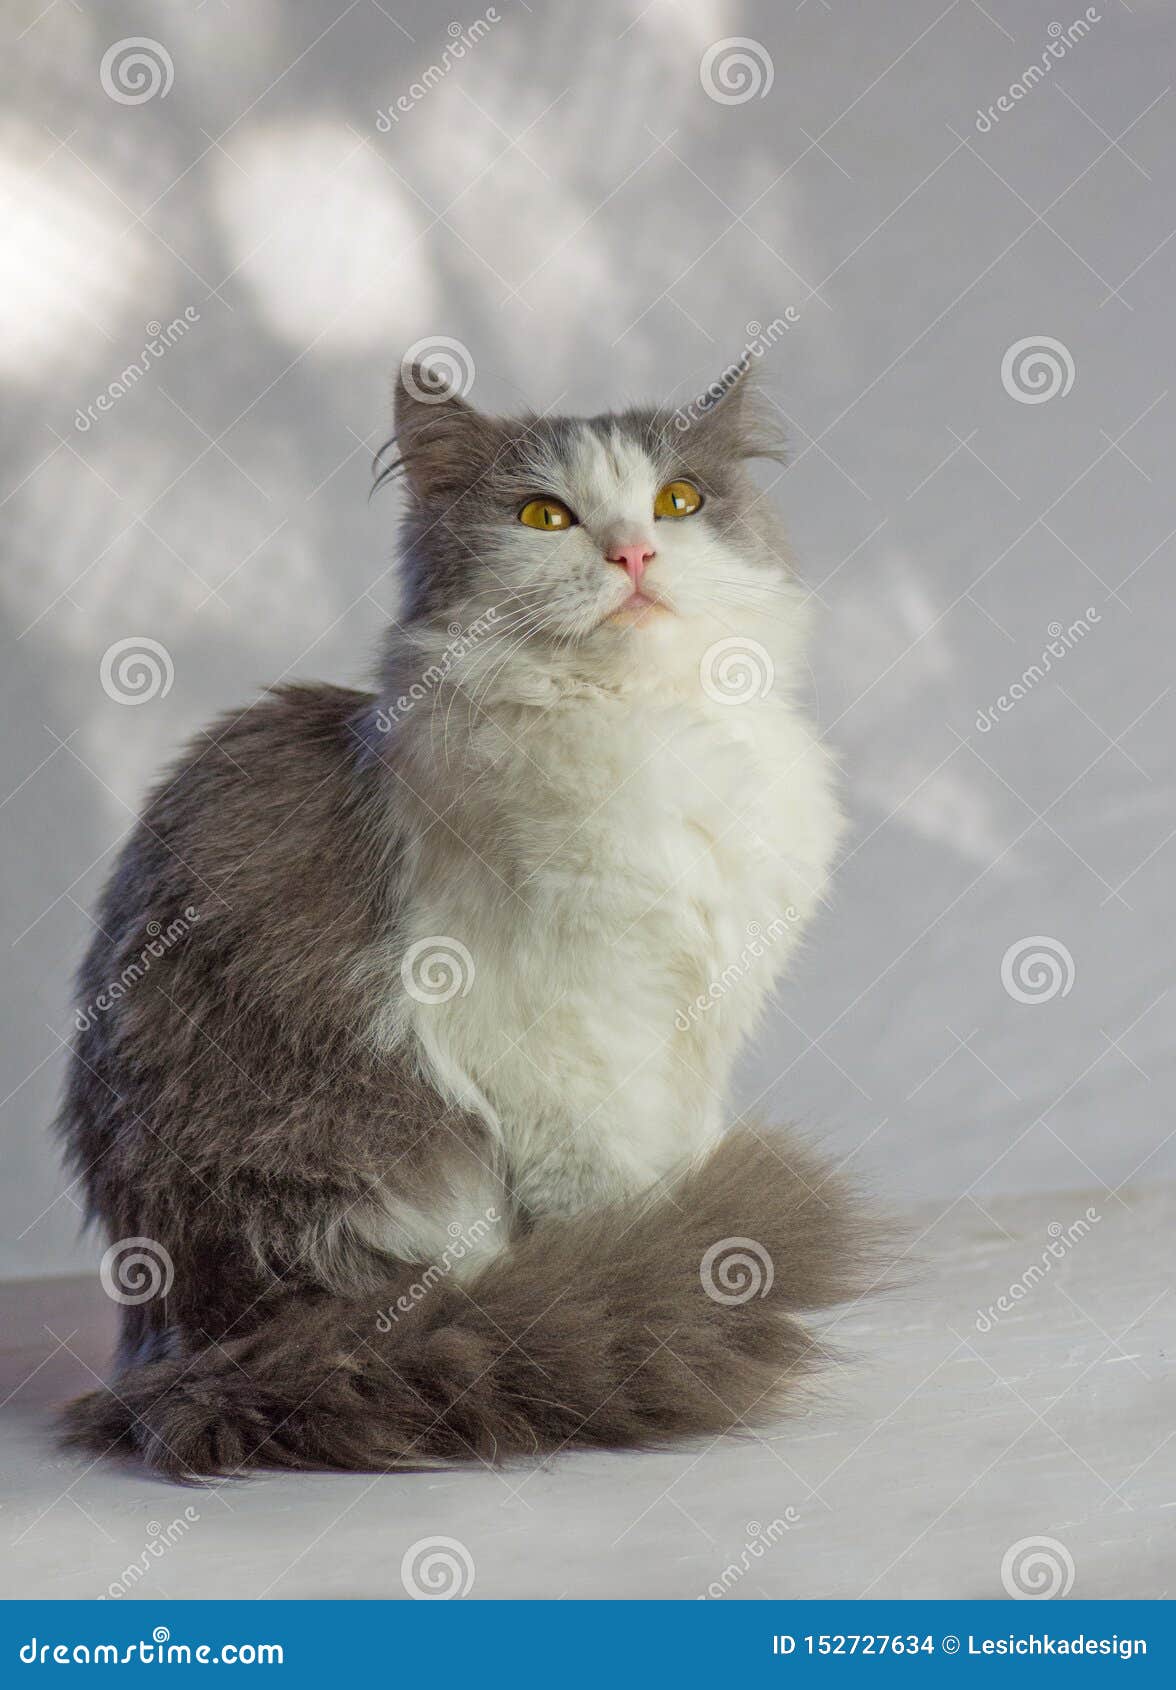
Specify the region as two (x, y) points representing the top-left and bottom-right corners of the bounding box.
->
(389, 362), (483, 502)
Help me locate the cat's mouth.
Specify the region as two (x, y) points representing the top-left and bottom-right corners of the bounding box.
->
(602, 589), (672, 628)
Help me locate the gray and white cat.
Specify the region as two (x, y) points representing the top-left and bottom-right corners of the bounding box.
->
(59, 359), (872, 1479)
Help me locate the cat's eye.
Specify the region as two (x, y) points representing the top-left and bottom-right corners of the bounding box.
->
(519, 496), (577, 531)
(654, 480), (703, 519)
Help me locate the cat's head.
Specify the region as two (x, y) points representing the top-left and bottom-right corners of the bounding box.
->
(381, 357), (802, 692)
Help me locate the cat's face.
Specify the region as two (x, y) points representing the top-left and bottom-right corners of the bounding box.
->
(387, 361), (796, 676)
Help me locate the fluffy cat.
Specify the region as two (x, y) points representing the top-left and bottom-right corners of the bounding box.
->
(58, 358), (872, 1479)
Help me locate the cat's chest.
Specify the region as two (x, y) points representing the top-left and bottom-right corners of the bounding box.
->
(389, 689), (838, 1168)
(398, 690), (835, 1009)
(525, 698), (790, 909)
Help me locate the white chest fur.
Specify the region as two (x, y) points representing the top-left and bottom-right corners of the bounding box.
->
(392, 677), (842, 1222)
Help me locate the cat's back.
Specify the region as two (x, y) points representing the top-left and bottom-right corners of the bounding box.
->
(73, 681), (390, 1040)
(144, 680), (377, 876)
(58, 681), (430, 1332)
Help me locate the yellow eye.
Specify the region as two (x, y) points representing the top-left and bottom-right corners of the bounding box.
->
(519, 496), (576, 531)
(654, 479), (703, 518)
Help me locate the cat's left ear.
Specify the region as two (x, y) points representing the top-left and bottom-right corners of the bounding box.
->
(391, 361), (486, 501)
(687, 356), (788, 465)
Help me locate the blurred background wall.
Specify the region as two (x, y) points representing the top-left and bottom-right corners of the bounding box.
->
(2, 0), (1173, 1278)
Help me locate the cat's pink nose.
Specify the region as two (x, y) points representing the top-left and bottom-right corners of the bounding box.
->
(605, 542), (656, 586)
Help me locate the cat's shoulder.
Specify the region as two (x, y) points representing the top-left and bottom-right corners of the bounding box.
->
(144, 682), (375, 818)
(124, 682), (391, 913)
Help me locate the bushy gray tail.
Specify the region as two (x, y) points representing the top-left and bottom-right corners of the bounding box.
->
(60, 1128), (884, 1481)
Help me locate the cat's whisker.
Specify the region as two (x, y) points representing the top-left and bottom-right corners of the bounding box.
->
(409, 607), (541, 769)
(454, 611), (552, 743)
(435, 609), (547, 763)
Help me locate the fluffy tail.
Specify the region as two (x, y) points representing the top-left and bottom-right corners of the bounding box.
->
(59, 1128), (885, 1480)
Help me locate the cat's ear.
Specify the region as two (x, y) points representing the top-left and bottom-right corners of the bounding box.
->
(391, 361), (485, 501)
(687, 356), (788, 465)
(706, 354), (755, 415)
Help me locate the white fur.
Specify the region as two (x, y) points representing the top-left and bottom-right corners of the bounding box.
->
(368, 425), (844, 1242)
(349, 1169), (510, 1284)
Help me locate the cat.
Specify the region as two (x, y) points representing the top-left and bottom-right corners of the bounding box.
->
(57, 356), (875, 1479)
